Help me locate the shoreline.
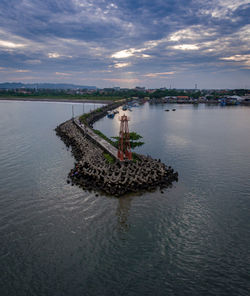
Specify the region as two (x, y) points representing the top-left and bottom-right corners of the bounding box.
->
(0, 97), (114, 104)
(1, 96), (250, 106)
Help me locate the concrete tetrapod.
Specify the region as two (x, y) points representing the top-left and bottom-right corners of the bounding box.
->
(56, 116), (178, 196)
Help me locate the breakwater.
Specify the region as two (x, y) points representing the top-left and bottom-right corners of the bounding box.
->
(56, 102), (178, 196)
(81, 100), (125, 126)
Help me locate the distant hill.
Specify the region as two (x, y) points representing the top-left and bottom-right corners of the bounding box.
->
(0, 82), (96, 90)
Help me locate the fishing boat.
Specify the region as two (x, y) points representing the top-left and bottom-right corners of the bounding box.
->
(107, 111), (115, 118)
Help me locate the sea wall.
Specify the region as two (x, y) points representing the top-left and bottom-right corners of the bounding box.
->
(56, 119), (178, 196)
(83, 100), (125, 126)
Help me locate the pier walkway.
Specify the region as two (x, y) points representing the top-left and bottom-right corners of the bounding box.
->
(73, 117), (119, 160)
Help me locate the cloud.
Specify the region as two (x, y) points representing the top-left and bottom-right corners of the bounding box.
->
(221, 54), (250, 61)
(221, 54), (250, 67)
(172, 44), (199, 50)
(25, 59), (41, 64)
(113, 62), (131, 68)
(197, 0), (250, 19)
(15, 69), (30, 73)
(48, 52), (73, 59)
(48, 53), (61, 58)
(55, 72), (72, 76)
(144, 72), (175, 77)
(0, 40), (26, 49)
(111, 47), (151, 59)
(102, 78), (140, 87)
(169, 26), (216, 42)
(0, 67), (30, 73)
(111, 49), (135, 59)
(0, 0), (249, 88)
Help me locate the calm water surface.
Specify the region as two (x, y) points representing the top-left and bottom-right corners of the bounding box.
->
(0, 101), (249, 296)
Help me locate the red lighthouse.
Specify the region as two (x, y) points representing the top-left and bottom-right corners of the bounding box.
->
(117, 114), (132, 161)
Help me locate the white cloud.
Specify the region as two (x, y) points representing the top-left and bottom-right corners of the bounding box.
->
(144, 72), (175, 77)
(111, 49), (135, 59)
(114, 62), (131, 68)
(221, 54), (250, 67)
(172, 44), (199, 50)
(48, 52), (61, 58)
(169, 26), (216, 42)
(15, 69), (30, 73)
(0, 39), (25, 49)
(48, 52), (72, 59)
(111, 46), (153, 59)
(55, 72), (72, 76)
(0, 67), (31, 73)
(197, 0), (249, 19)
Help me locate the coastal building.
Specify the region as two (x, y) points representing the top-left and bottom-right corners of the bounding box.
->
(177, 96), (189, 100)
(134, 86), (146, 91)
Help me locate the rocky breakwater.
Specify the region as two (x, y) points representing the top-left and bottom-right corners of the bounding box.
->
(55, 119), (178, 196)
(83, 100), (124, 126)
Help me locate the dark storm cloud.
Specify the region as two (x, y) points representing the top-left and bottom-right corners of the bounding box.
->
(0, 0), (249, 88)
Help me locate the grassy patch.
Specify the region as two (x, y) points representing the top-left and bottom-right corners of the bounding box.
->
(93, 129), (116, 147)
(103, 153), (115, 164)
(132, 153), (141, 162)
(79, 113), (90, 124)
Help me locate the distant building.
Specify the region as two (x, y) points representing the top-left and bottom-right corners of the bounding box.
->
(17, 89), (32, 94)
(146, 89), (156, 93)
(103, 88), (114, 92)
(228, 95), (243, 101)
(134, 86), (146, 91)
(177, 96), (189, 100)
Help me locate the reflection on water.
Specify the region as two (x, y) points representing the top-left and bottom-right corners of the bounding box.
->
(116, 196), (132, 233)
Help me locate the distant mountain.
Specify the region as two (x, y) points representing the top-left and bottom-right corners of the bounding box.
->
(0, 82), (96, 90)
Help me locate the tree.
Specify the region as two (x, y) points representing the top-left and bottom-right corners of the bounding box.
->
(111, 132), (144, 150)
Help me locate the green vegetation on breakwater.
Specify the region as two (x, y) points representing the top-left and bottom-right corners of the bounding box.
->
(93, 129), (116, 146)
(93, 129), (144, 163)
(103, 153), (115, 164)
(111, 132), (144, 150)
(93, 129), (144, 150)
(79, 107), (104, 124)
(79, 100), (144, 162)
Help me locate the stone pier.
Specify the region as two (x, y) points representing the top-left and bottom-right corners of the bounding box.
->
(55, 119), (178, 196)
(73, 117), (118, 160)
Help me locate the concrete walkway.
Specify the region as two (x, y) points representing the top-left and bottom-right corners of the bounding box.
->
(74, 117), (119, 160)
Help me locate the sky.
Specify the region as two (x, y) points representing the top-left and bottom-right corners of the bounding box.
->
(0, 0), (249, 89)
